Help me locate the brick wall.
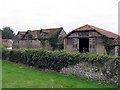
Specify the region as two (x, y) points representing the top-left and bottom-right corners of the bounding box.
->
(64, 38), (73, 52)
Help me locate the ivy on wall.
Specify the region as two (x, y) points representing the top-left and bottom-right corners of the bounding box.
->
(39, 30), (63, 50)
(39, 38), (47, 47)
(57, 39), (64, 50)
(102, 36), (114, 55)
(48, 30), (61, 50)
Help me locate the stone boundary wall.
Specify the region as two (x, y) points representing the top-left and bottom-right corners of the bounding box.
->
(60, 61), (119, 84)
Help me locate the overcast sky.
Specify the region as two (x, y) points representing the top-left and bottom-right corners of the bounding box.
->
(0, 0), (119, 34)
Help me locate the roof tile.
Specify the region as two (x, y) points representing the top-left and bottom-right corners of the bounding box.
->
(73, 24), (119, 38)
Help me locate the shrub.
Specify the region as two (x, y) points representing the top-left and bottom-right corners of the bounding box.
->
(2, 49), (120, 71)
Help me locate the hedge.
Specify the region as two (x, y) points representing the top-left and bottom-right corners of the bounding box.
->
(2, 48), (120, 71)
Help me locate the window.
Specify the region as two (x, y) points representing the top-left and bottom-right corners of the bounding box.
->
(28, 34), (32, 38)
(93, 38), (96, 48)
(73, 44), (77, 48)
(40, 32), (46, 38)
(72, 38), (78, 48)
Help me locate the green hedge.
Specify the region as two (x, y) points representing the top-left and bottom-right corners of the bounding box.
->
(2, 49), (120, 71)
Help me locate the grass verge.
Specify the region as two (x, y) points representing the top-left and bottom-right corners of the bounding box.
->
(2, 60), (118, 88)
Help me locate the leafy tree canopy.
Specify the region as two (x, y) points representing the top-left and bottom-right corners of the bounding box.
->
(2, 27), (14, 39)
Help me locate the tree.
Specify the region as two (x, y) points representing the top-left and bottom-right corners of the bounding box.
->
(0, 29), (2, 35)
(2, 27), (14, 39)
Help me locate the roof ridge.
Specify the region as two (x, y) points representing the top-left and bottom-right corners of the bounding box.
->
(67, 24), (119, 39)
(89, 25), (117, 34)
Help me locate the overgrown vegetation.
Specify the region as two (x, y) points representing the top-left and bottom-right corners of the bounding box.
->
(48, 29), (61, 50)
(2, 49), (120, 85)
(39, 38), (47, 47)
(102, 36), (114, 55)
(2, 49), (120, 72)
(38, 29), (63, 50)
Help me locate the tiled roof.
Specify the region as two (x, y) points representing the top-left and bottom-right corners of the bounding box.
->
(41, 29), (50, 33)
(17, 31), (26, 35)
(66, 24), (119, 39)
(19, 27), (63, 40)
(76, 24), (119, 38)
(20, 30), (41, 39)
(41, 27), (63, 38)
(13, 31), (26, 40)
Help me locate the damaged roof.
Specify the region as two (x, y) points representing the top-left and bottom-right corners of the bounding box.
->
(14, 27), (64, 40)
(41, 27), (63, 38)
(66, 24), (119, 39)
(13, 31), (26, 40)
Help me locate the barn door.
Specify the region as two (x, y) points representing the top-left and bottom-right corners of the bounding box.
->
(79, 38), (89, 53)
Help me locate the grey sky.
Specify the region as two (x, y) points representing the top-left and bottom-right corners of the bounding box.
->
(0, 0), (119, 34)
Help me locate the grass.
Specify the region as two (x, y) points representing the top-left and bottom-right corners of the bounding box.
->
(2, 60), (118, 88)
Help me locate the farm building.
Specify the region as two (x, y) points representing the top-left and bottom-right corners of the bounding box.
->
(114, 36), (120, 56)
(64, 24), (120, 55)
(13, 27), (66, 50)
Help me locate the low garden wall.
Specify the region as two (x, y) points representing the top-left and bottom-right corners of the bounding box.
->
(2, 49), (120, 84)
(60, 61), (119, 84)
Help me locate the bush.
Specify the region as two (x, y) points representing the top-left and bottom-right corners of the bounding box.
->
(2, 49), (120, 71)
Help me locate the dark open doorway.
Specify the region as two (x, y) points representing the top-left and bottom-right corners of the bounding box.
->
(79, 38), (89, 53)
